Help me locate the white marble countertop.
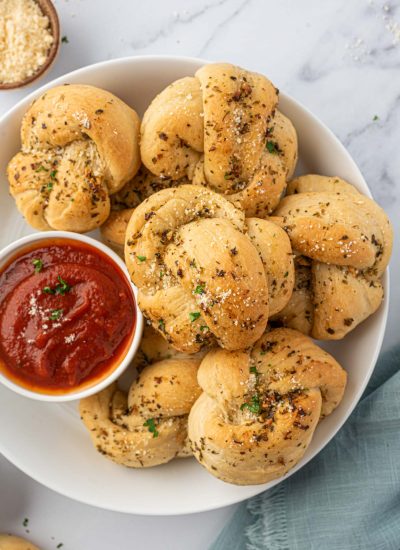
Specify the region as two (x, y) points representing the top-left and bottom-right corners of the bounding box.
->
(0, 0), (399, 548)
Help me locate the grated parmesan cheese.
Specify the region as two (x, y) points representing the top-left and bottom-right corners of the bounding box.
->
(0, 0), (54, 84)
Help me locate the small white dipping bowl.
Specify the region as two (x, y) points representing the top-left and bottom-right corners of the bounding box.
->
(0, 231), (143, 402)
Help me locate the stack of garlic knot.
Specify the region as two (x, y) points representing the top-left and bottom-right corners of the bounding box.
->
(8, 62), (392, 485)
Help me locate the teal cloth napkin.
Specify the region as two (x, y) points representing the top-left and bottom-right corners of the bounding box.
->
(211, 346), (400, 550)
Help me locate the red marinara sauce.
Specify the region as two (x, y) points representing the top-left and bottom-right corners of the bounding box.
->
(0, 239), (136, 394)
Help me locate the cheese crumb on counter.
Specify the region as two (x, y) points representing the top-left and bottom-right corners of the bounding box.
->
(0, 0), (54, 84)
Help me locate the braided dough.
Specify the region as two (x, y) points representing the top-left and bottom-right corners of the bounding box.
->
(141, 63), (297, 216)
(275, 175), (392, 272)
(80, 326), (202, 467)
(7, 85), (140, 232)
(246, 218), (294, 316)
(132, 324), (207, 372)
(124, 185), (272, 352)
(270, 256), (314, 335)
(125, 185), (296, 353)
(272, 175), (393, 339)
(188, 327), (346, 485)
(100, 165), (188, 255)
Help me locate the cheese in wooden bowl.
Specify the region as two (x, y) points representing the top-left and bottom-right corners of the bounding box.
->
(0, 0), (60, 89)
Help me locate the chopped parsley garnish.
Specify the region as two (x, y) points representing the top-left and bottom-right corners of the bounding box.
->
(250, 366), (260, 377)
(23, 518), (29, 527)
(143, 418), (159, 438)
(43, 276), (71, 295)
(55, 276), (71, 295)
(284, 271), (289, 278)
(35, 165), (48, 172)
(373, 114), (379, 121)
(159, 271), (164, 278)
(200, 325), (209, 332)
(194, 284), (205, 295)
(266, 140), (279, 154)
(137, 255), (146, 262)
(240, 394), (261, 415)
(224, 172), (233, 180)
(57, 544), (64, 549)
(49, 309), (63, 321)
(32, 258), (43, 273)
(260, 351), (266, 355)
(61, 35), (69, 43)
(158, 319), (165, 332)
(50, 170), (57, 179)
(43, 286), (55, 295)
(190, 259), (197, 268)
(47, 182), (53, 191)
(189, 311), (201, 322)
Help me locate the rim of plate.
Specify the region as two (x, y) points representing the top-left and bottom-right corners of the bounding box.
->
(0, 54), (389, 515)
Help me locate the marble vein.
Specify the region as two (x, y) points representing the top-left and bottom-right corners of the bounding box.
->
(198, 0), (252, 55)
(128, 0), (233, 50)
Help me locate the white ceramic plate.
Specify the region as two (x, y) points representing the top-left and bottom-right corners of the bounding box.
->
(0, 56), (388, 515)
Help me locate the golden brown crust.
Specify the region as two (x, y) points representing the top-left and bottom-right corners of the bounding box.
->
(141, 63), (297, 216)
(272, 257), (385, 340)
(80, 382), (187, 468)
(271, 175), (392, 339)
(111, 165), (190, 209)
(188, 327), (346, 485)
(195, 63), (278, 191)
(125, 185), (269, 353)
(268, 111), (298, 181)
(7, 84), (140, 232)
(246, 218), (294, 316)
(274, 192), (388, 269)
(140, 76), (204, 180)
(100, 208), (135, 256)
(271, 257), (313, 334)
(131, 324), (205, 372)
(311, 263), (383, 339)
(286, 174), (360, 196)
(274, 177), (393, 274)
(100, 165), (189, 255)
(80, 330), (202, 468)
(127, 359), (201, 418)
(0, 534), (40, 550)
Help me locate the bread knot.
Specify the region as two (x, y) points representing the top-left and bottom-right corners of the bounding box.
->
(272, 175), (393, 339)
(7, 84), (140, 232)
(140, 63), (297, 216)
(188, 327), (346, 485)
(80, 327), (203, 467)
(124, 185), (279, 353)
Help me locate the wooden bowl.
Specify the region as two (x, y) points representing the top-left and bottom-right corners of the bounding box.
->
(0, 0), (60, 90)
